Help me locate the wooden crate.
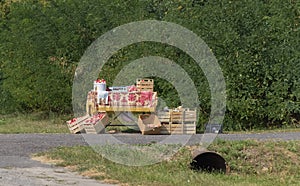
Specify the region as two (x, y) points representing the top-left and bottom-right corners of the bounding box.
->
(83, 123), (105, 134)
(157, 109), (184, 123)
(182, 108), (197, 123)
(157, 111), (171, 123)
(170, 111), (183, 123)
(83, 113), (110, 134)
(136, 79), (154, 92)
(67, 123), (85, 134)
(158, 108), (197, 134)
(138, 114), (161, 135)
(160, 123), (182, 134)
(66, 115), (90, 134)
(171, 108), (197, 124)
(160, 123), (196, 134)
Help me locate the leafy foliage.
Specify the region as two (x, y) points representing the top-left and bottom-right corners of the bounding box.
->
(0, 0), (299, 130)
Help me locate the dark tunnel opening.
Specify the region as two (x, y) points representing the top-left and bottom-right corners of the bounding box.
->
(190, 151), (228, 173)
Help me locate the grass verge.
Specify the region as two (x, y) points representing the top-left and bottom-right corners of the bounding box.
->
(35, 139), (300, 186)
(1, 113), (299, 134)
(225, 127), (300, 134)
(0, 113), (69, 133)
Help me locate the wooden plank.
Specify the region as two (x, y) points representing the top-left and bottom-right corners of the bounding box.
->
(68, 125), (84, 134)
(184, 126), (196, 130)
(169, 124), (182, 128)
(157, 112), (171, 123)
(182, 110), (196, 124)
(136, 79), (154, 84)
(183, 118), (197, 122)
(138, 84), (153, 87)
(83, 127), (97, 134)
(184, 123), (196, 126)
(137, 87), (154, 92)
(159, 121), (196, 134)
(157, 113), (170, 116)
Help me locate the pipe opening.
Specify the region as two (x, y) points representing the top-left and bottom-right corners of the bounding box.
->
(190, 151), (227, 173)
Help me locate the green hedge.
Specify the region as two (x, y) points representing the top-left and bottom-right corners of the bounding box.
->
(0, 0), (299, 130)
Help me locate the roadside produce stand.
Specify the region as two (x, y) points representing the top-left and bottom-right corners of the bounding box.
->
(67, 78), (197, 135)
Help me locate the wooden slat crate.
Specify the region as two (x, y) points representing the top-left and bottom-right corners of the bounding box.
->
(67, 123), (85, 134)
(170, 111), (183, 123)
(83, 123), (98, 134)
(138, 114), (161, 135)
(182, 108), (197, 123)
(157, 111), (171, 123)
(83, 123), (106, 134)
(158, 108), (197, 134)
(160, 123), (182, 134)
(160, 123), (196, 134)
(66, 115), (90, 134)
(136, 79), (154, 92)
(83, 113), (110, 134)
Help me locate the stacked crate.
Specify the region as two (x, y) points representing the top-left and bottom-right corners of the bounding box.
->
(158, 108), (197, 134)
(136, 79), (154, 92)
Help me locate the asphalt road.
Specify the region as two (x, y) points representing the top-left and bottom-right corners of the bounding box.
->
(0, 132), (299, 186)
(1, 132), (300, 167)
(0, 134), (108, 186)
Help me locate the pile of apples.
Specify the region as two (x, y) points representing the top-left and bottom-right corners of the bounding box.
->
(85, 113), (106, 125)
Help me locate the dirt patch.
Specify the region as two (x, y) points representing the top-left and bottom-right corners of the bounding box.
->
(79, 168), (121, 185)
(103, 179), (121, 185)
(31, 155), (64, 165)
(81, 168), (106, 177)
(242, 143), (300, 175)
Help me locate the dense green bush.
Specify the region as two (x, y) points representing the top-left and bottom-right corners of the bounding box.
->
(0, 0), (299, 130)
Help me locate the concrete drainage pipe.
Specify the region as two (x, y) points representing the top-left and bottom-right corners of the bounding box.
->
(190, 150), (229, 173)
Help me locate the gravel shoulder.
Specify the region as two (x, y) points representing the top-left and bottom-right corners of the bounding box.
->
(0, 134), (112, 186)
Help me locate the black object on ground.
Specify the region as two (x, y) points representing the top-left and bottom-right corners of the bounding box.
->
(190, 150), (228, 173)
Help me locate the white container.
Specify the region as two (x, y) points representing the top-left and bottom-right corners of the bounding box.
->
(94, 81), (106, 91)
(97, 91), (109, 104)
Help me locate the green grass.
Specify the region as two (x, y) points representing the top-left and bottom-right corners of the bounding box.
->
(225, 127), (300, 134)
(0, 113), (70, 133)
(1, 112), (299, 134)
(35, 140), (300, 186)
